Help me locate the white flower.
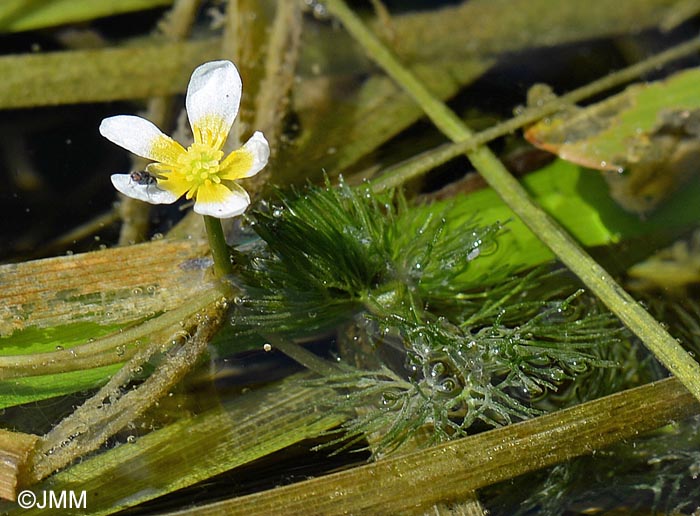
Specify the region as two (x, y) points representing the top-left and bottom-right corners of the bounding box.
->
(100, 60), (269, 219)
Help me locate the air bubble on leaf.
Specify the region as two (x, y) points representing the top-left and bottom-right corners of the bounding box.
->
(431, 362), (446, 378)
(440, 377), (459, 394)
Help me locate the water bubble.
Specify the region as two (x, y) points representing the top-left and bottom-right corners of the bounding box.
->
(431, 362), (445, 378)
(439, 377), (459, 393)
(55, 345), (64, 351)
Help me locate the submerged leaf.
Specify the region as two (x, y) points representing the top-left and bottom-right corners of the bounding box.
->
(227, 180), (630, 455)
(0, 0), (172, 33)
(525, 67), (700, 212)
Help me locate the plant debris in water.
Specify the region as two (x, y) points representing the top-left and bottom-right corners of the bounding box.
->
(228, 180), (633, 455)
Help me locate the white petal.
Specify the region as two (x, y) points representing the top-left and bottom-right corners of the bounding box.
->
(186, 61), (241, 142)
(193, 184), (250, 218)
(100, 116), (182, 163)
(239, 131), (270, 178)
(111, 174), (180, 205)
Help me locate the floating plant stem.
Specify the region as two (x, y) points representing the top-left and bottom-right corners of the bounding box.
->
(323, 0), (700, 403)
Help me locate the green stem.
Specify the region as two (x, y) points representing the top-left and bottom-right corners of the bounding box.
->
(324, 0), (700, 402)
(203, 215), (234, 279)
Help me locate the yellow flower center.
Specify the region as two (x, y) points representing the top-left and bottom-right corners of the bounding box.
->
(179, 142), (225, 199)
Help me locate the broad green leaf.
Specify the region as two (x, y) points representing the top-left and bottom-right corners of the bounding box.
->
(430, 158), (700, 288)
(526, 67), (700, 212)
(0, 364), (122, 410)
(0, 0), (172, 33)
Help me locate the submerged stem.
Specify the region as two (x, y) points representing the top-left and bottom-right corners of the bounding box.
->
(203, 215), (234, 279)
(324, 0), (700, 402)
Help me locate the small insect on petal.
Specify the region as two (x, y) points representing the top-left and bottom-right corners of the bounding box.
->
(129, 170), (158, 186)
(111, 174), (180, 205)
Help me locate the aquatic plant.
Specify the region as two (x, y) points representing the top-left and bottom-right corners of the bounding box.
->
(230, 180), (626, 454)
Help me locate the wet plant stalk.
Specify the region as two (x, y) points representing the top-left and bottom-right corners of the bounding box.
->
(203, 215), (234, 278)
(323, 0), (700, 402)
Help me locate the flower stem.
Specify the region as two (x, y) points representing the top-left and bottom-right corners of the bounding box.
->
(203, 215), (234, 279)
(324, 0), (700, 403)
